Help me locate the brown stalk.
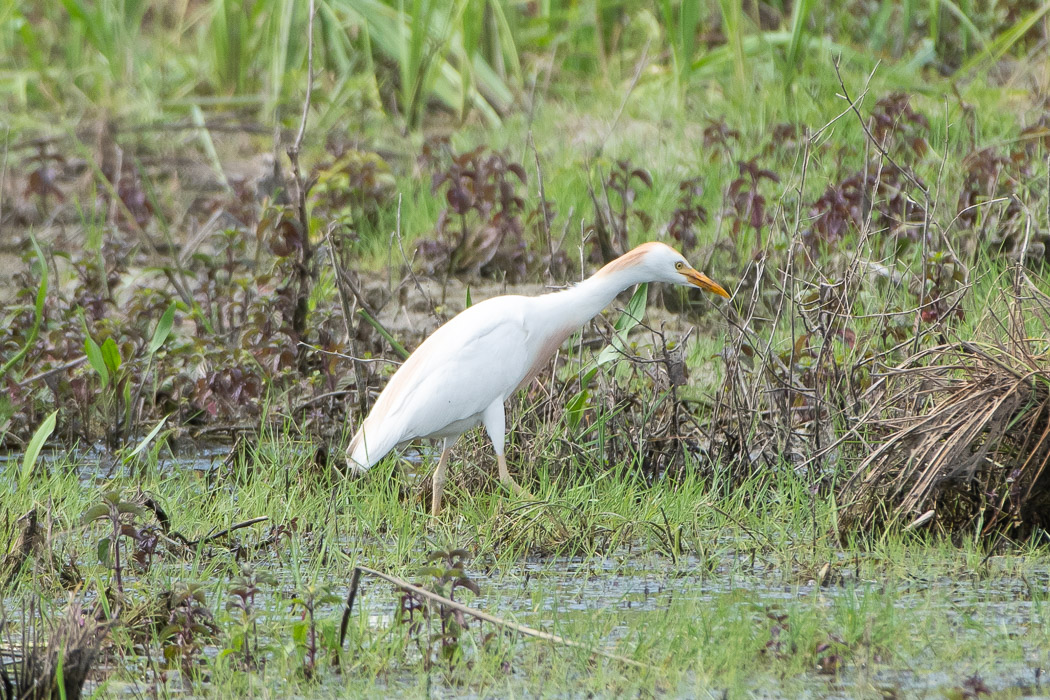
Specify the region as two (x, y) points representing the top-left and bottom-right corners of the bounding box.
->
(287, 0), (316, 344)
(342, 564), (654, 671)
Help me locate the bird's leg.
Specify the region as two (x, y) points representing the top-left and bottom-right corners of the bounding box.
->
(483, 400), (532, 497)
(483, 400), (524, 495)
(497, 453), (524, 494)
(431, 445), (452, 517)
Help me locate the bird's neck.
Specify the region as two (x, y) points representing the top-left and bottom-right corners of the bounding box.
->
(546, 263), (648, 330)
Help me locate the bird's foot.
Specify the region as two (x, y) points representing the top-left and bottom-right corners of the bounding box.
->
(500, 476), (534, 500)
(496, 454), (532, 499)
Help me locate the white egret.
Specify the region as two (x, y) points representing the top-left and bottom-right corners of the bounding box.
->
(346, 241), (730, 515)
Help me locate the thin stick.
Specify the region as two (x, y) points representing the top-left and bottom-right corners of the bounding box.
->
(339, 567), (362, 645)
(293, 388), (354, 411)
(358, 309), (410, 360)
(346, 564), (653, 670)
(528, 130), (554, 278)
(297, 342), (402, 366)
(322, 223), (369, 414)
(290, 0), (316, 160)
(833, 60), (928, 197)
(595, 38), (651, 159)
(325, 228), (355, 344)
(0, 125), (8, 226)
(16, 355), (88, 389)
(186, 516), (269, 547)
(287, 0), (317, 340)
(393, 194), (439, 319)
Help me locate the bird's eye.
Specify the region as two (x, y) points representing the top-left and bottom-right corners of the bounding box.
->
(675, 261), (684, 270)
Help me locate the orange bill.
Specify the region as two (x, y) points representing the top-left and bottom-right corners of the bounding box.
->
(681, 268), (731, 298)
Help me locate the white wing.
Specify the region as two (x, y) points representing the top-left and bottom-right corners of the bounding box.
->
(348, 296), (533, 468)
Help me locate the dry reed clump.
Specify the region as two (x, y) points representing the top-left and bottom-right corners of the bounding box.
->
(1, 597), (109, 700)
(840, 293), (1050, 536)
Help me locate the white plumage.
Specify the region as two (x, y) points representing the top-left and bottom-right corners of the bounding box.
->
(347, 242), (730, 514)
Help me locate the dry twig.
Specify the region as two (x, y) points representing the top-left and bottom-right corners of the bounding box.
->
(341, 563), (654, 670)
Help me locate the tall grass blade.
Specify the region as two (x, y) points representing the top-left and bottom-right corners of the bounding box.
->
(333, 0), (510, 126)
(123, 415), (170, 463)
(20, 410), (57, 485)
(598, 282), (648, 366)
(357, 308), (410, 359)
(927, 0), (940, 48)
(148, 301), (178, 354)
(484, 0), (523, 83)
(692, 32), (866, 77)
(83, 334), (109, 389)
(937, 0), (987, 50)
(782, 0), (816, 87)
(716, 0), (747, 86)
(659, 0), (701, 85)
(958, 2), (1050, 75)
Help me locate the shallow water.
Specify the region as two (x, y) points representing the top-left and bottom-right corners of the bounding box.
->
(338, 552), (1050, 697)
(7, 546), (1047, 698)
(5, 449), (1049, 699)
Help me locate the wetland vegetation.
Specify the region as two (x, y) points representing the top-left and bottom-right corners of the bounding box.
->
(2, 0), (1050, 697)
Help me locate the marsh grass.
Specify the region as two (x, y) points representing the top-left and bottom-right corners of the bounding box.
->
(4, 0), (1046, 130)
(3, 96), (1049, 691)
(3, 0), (1050, 696)
(3, 438), (1050, 697)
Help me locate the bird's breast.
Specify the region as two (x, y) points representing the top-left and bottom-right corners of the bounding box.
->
(519, 325), (575, 389)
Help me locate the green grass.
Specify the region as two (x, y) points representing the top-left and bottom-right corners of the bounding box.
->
(3, 0), (1050, 697)
(4, 437), (1048, 697)
(4, 0), (1045, 128)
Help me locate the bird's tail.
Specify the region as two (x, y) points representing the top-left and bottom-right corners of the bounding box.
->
(345, 423), (393, 473)
(346, 429), (369, 473)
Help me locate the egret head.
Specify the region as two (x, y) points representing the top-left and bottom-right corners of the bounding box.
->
(636, 242), (731, 298)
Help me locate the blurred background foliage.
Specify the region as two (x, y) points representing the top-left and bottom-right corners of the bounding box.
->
(3, 0), (1048, 132)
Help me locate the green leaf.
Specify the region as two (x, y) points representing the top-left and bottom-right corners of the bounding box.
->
(465, 285), (472, 308)
(84, 335), (109, 389)
(148, 301), (177, 354)
(55, 641), (66, 700)
(566, 389), (589, 431)
(117, 502), (145, 517)
(122, 380), (132, 426)
(597, 283), (648, 366)
(124, 415), (170, 463)
(565, 369), (597, 431)
(620, 283), (648, 331)
(357, 308), (410, 359)
(319, 592), (342, 605)
(579, 366), (598, 392)
(101, 337), (121, 376)
(97, 537), (111, 566)
(81, 504), (110, 523)
(20, 409), (57, 484)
